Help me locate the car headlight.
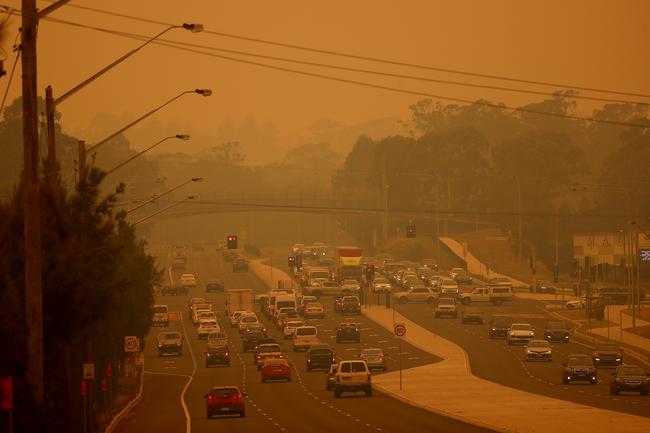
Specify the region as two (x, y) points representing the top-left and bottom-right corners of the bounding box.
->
(491, 328), (496, 331)
(526, 350), (533, 354)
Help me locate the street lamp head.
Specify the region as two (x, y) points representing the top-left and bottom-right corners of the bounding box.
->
(182, 23), (204, 33)
(191, 177), (203, 182)
(195, 89), (212, 96)
(187, 195), (197, 200)
(176, 134), (191, 140)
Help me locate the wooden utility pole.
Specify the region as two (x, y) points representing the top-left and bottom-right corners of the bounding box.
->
(45, 86), (58, 190)
(21, 0), (44, 405)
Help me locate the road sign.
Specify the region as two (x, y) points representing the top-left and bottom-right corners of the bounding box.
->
(393, 323), (407, 337)
(124, 336), (141, 352)
(82, 363), (95, 380)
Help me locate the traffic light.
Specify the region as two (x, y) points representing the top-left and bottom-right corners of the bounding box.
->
(227, 235), (238, 249)
(288, 256), (296, 268)
(365, 264), (375, 281)
(406, 224), (416, 238)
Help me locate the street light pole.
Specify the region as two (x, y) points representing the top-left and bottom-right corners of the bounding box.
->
(45, 23), (203, 187)
(126, 177), (203, 214)
(132, 196), (196, 225)
(78, 89), (210, 182)
(104, 134), (189, 176)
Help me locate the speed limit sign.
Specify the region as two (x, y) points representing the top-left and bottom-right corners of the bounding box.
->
(124, 336), (141, 352)
(393, 323), (407, 337)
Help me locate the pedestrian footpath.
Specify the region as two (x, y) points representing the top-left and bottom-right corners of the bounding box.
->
(363, 306), (650, 433)
(439, 236), (528, 287)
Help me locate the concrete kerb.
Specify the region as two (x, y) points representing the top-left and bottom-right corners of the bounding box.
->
(362, 306), (509, 433)
(104, 359), (145, 433)
(548, 309), (650, 366)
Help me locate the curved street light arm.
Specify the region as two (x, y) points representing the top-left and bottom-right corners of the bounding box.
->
(126, 177), (202, 214)
(88, 90), (195, 153)
(105, 134), (188, 176)
(132, 196), (195, 226)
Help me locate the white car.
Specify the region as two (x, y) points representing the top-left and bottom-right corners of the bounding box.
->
(283, 320), (305, 339)
(439, 278), (459, 297)
(238, 314), (260, 332)
(372, 278), (392, 294)
(229, 310), (248, 327)
(179, 273), (197, 287)
(293, 326), (319, 351)
(198, 319), (220, 339)
(196, 310), (217, 324)
(193, 308), (213, 325)
(394, 287), (437, 304)
(507, 323), (535, 345)
(565, 299), (586, 310)
(298, 296), (318, 315)
(303, 302), (325, 319)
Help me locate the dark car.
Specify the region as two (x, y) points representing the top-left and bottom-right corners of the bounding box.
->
(545, 321), (570, 343)
(336, 322), (361, 343)
(232, 258), (249, 272)
(205, 386), (245, 418)
(562, 354), (596, 384)
(461, 307), (484, 324)
(205, 279), (224, 293)
(205, 345), (230, 368)
(242, 329), (267, 352)
(610, 365), (649, 395)
(454, 271), (473, 285)
(488, 315), (513, 339)
(339, 296), (361, 315)
(305, 344), (336, 371)
(333, 296), (344, 314)
(592, 343), (623, 367)
(535, 280), (556, 294)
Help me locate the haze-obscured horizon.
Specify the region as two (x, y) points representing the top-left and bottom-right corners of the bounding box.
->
(1, 0), (649, 165)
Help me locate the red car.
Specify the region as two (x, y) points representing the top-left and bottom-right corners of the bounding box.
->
(204, 386), (245, 418)
(260, 358), (292, 383)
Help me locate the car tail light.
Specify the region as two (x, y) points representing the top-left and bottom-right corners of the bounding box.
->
(378, 355), (384, 360)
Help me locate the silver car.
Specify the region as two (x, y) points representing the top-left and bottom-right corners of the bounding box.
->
(359, 348), (387, 371)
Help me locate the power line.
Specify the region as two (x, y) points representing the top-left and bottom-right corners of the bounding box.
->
(39, 0), (650, 100)
(137, 197), (649, 220)
(38, 17), (646, 106)
(37, 16), (650, 130)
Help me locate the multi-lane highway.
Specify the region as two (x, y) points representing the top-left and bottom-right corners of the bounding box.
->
(395, 299), (650, 417)
(264, 247), (650, 418)
(116, 247), (497, 433)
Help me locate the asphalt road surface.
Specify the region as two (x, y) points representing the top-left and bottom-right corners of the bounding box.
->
(116, 246), (497, 433)
(269, 248), (650, 418)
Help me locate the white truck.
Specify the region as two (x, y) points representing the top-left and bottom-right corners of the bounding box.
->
(225, 289), (254, 317)
(458, 286), (513, 305)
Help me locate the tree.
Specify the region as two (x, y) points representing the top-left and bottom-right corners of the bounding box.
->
(0, 163), (158, 432)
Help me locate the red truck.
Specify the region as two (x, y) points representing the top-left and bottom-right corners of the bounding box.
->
(333, 246), (363, 282)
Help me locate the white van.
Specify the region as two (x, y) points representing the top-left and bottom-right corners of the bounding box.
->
(269, 293), (296, 318)
(152, 304), (169, 326)
(292, 325), (319, 351)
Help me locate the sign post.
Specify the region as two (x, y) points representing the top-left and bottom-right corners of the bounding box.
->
(393, 323), (407, 391)
(106, 363), (113, 414)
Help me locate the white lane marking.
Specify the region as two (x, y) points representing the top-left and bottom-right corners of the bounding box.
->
(377, 340), (388, 344)
(144, 370), (191, 378)
(179, 316), (196, 433)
